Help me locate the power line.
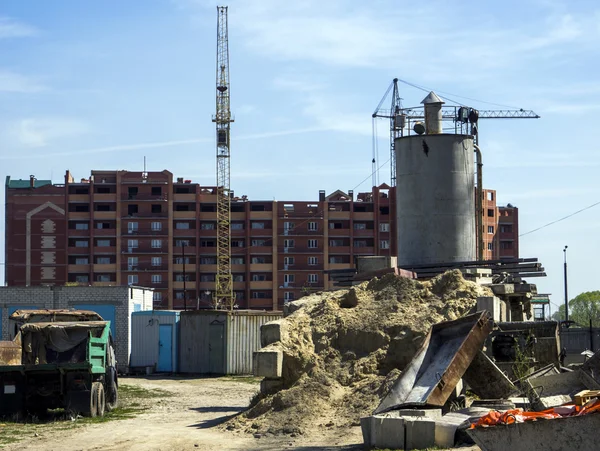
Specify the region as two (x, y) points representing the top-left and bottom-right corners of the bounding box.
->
(520, 200), (600, 237)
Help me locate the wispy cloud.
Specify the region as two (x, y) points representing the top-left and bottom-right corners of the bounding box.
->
(0, 70), (46, 93)
(0, 127), (330, 160)
(4, 117), (89, 148)
(0, 17), (38, 39)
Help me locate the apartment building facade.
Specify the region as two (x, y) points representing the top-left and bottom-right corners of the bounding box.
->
(5, 171), (518, 310)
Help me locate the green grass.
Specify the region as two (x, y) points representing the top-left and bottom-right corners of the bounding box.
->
(219, 376), (262, 384)
(118, 383), (173, 399)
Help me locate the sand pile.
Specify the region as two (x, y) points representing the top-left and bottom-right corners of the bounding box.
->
(227, 270), (491, 436)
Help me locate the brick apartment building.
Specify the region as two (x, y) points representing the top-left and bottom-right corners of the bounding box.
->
(4, 171), (519, 310)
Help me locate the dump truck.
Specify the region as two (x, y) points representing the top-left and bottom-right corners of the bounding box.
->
(0, 309), (118, 418)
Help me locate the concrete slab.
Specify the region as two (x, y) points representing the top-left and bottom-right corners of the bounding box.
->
(476, 296), (504, 322)
(533, 394), (572, 410)
(253, 348), (283, 378)
(405, 418), (436, 450)
(395, 408), (442, 419)
(260, 320), (286, 347)
(463, 350), (519, 399)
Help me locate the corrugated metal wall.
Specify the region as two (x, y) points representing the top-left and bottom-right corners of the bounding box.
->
(179, 311), (283, 375)
(226, 312), (282, 374)
(130, 311), (179, 371)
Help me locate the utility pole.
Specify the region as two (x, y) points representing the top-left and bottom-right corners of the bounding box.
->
(564, 245), (569, 324)
(213, 6), (234, 311)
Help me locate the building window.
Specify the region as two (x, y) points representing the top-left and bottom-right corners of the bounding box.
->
(308, 256), (318, 266)
(252, 239), (266, 246)
(75, 240), (89, 248)
(284, 292), (294, 302)
(152, 239), (162, 248)
(96, 222), (110, 229)
(231, 223), (244, 230)
(151, 222), (162, 231)
(284, 239), (295, 248)
(501, 241), (514, 250)
(252, 274), (267, 281)
(128, 204), (138, 215)
(96, 257), (110, 264)
(329, 239), (344, 247)
(284, 222), (295, 231)
(487, 192), (494, 201)
(380, 240), (390, 249)
(201, 257), (217, 264)
(128, 222), (138, 233)
(151, 204), (162, 214)
(201, 240), (216, 247)
(501, 225), (513, 233)
(151, 186), (162, 196)
(233, 274), (244, 282)
(96, 274), (110, 282)
(97, 239), (111, 247)
(380, 223), (390, 232)
(488, 226), (494, 234)
(75, 222), (89, 230)
(75, 275), (89, 283)
(354, 240), (367, 248)
(251, 257), (266, 264)
(354, 223), (366, 230)
(175, 274), (190, 282)
(308, 222), (318, 231)
(252, 292), (267, 299)
(175, 239), (189, 247)
(284, 274), (295, 284)
(200, 274), (215, 282)
(174, 257), (190, 264)
(251, 222), (265, 229)
(128, 257), (138, 269)
(201, 222), (215, 230)
(175, 292), (185, 300)
(175, 222), (189, 230)
(308, 239), (318, 248)
(153, 291), (162, 301)
(152, 257), (162, 266)
(308, 274), (318, 284)
(231, 257), (244, 265)
(487, 209), (494, 217)
(487, 242), (493, 250)
(284, 256), (295, 266)
(128, 274), (138, 285)
(151, 274), (162, 284)
(128, 239), (138, 249)
(75, 257), (89, 265)
(232, 240), (244, 247)
(329, 256), (347, 264)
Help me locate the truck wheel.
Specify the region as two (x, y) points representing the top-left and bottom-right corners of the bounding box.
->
(86, 383), (99, 418)
(96, 383), (105, 417)
(106, 384), (118, 412)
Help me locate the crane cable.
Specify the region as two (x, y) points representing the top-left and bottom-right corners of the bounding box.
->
(519, 200), (600, 237)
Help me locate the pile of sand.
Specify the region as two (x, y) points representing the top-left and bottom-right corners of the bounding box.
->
(227, 270), (491, 436)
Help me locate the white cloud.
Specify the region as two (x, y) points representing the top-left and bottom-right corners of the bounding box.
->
(0, 17), (38, 39)
(0, 70), (46, 93)
(6, 117), (89, 149)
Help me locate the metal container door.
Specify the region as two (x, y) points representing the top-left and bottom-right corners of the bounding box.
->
(158, 324), (173, 372)
(209, 323), (225, 375)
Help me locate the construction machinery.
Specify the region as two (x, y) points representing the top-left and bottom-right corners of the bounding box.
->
(212, 6), (235, 310)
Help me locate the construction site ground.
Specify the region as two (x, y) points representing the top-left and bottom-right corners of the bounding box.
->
(0, 376), (479, 451)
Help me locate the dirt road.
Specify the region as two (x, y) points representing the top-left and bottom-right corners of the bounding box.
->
(3, 376), (368, 451)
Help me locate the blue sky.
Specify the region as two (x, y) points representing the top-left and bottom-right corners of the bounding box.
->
(1, 0), (599, 315)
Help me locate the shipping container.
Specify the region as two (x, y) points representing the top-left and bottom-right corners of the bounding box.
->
(179, 310), (282, 375)
(131, 311), (180, 373)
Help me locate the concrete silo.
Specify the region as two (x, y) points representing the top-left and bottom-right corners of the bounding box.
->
(395, 92), (476, 266)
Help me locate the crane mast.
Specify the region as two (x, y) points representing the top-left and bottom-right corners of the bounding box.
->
(213, 6), (234, 310)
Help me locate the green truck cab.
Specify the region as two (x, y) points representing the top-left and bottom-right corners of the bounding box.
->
(0, 309), (118, 418)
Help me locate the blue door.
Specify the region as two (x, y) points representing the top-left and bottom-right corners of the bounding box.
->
(158, 324), (173, 372)
(74, 304), (116, 338)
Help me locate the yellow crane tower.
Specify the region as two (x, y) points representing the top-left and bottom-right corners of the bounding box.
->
(212, 6), (234, 310)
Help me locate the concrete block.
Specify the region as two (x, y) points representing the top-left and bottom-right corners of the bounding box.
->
(533, 395), (572, 410)
(395, 408), (442, 420)
(360, 416), (372, 447)
(371, 415), (404, 449)
(477, 296), (503, 322)
(405, 418), (435, 450)
(260, 320), (286, 347)
(434, 412), (471, 448)
(260, 378), (284, 394)
(253, 348), (283, 378)
(357, 256), (397, 274)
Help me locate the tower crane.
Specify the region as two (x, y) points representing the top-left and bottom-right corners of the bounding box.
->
(213, 6), (234, 310)
(372, 78), (540, 187)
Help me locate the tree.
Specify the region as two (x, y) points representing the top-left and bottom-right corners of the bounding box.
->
(552, 304), (566, 322)
(569, 291), (600, 327)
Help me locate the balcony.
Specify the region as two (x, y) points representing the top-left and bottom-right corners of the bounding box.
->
(122, 212), (168, 219)
(173, 211), (195, 219)
(94, 263), (116, 272)
(231, 264), (246, 273)
(121, 248), (167, 254)
(249, 281), (272, 290)
(352, 212), (375, 221)
(328, 246), (351, 254)
(249, 263), (273, 272)
(147, 281), (169, 289)
(68, 229), (90, 237)
(68, 194), (90, 203)
(173, 281), (196, 290)
(122, 263), (169, 271)
(328, 211), (351, 220)
(328, 263), (353, 270)
(68, 264), (90, 272)
(233, 281), (246, 290)
(353, 246), (375, 255)
(352, 228), (375, 237)
(94, 211), (117, 220)
(121, 193), (168, 201)
(172, 263), (195, 272)
(173, 193), (196, 202)
(249, 228), (272, 237)
(94, 228), (117, 237)
(174, 228), (195, 237)
(94, 193), (117, 202)
(198, 229), (217, 237)
(198, 281), (215, 291)
(249, 245), (272, 254)
(249, 211), (273, 220)
(94, 246), (116, 254)
(328, 228), (351, 237)
(69, 212), (91, 220)
(92, 281), (116, 287)
(124, 228), (168, 237)
(198, 264), (217, 272)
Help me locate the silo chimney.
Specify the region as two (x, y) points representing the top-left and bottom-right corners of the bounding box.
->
(29, 175), (35, 188)
(421, 91), (444, 134)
